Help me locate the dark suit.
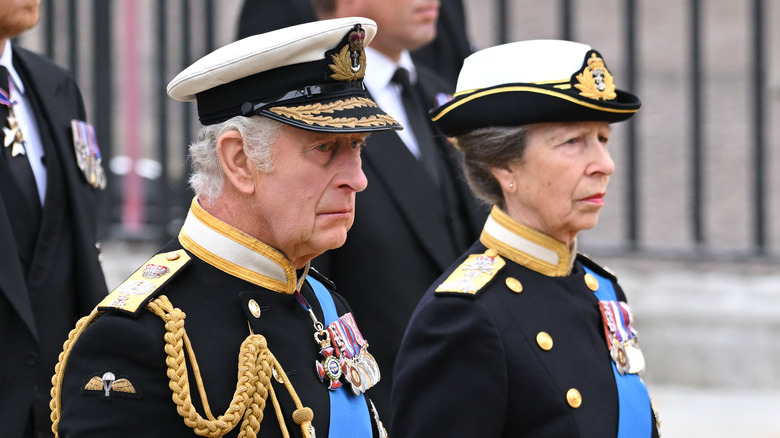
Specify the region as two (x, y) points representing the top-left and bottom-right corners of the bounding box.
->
(236, 0), (472, 87)
(407, 0), (472, 86)
(314, 62), (488, 424)
(0, 46), (107, 438)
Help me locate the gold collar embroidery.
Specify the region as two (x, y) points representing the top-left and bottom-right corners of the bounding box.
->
(178, 198), (298, 294)
(479, 206), (577, 277)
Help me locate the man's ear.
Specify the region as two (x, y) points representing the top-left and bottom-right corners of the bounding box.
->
(217, 130), (255, 195)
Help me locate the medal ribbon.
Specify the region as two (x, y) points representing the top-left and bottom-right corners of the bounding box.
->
(0, 73), (13, 107)
(0, 89), (11, 107)
(306, 277), (371, 438)
(598, 300), (636, 348)
(327, 313), (366, 360)
(583, 266), (651, 438)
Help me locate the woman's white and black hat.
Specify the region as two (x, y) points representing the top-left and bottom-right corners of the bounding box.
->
(430, 39), (641, 137)
(167, 17), (401, 133)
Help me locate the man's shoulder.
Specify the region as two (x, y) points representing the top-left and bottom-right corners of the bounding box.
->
(97, 249), (192, 317)
(13, 45), (73, 81)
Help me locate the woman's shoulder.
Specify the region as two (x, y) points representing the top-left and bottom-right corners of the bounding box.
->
(431, 247), (506, 299)
(576, 252), (618, 282)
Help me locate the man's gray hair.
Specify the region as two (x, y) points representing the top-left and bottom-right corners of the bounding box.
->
(456, 125), (530, 209)
(189, 116), (284, 202)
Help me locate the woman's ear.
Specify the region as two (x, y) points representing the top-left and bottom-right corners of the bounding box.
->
(217, 130), (255, 195)
(490, 166), (516, 193)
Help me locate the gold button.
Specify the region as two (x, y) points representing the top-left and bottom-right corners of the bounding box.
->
(536, 331), (553, 350)
(584, 273), (599, 291)
(165, 251), (180, 261)
(248, 299), (261, 318)
(567, 388), (582, 408)
(505, 277), (523, 293)
(484, 249), (498, 257)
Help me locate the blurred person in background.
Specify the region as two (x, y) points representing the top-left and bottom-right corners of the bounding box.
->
(313, 0), (488, 424)
(236, 0), (472, 87)
(0, 0), (107, 437)
(392, 39), (661, 438)
(50, 17), (400, 438)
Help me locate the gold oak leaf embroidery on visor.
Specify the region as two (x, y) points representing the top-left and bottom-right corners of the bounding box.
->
(269, 97), (398, 128)
(574, 53), (617, 101)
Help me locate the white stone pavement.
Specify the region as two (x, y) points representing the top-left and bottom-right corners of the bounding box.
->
(651, 385), (780, 438)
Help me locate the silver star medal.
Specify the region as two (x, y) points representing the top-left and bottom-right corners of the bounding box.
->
(3, 107), (26, 157)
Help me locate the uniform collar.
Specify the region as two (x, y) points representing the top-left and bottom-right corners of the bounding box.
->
(0, 41), (25, 94)
(480, 205), (577, 277)
(178, 198), (298, 294)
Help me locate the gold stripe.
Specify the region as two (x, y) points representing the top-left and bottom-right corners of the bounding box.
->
(179, 230), (293, 294)
(97, 249), (191, 311)
(432, 85), (637, 122)
(181, 199), (297, 294)
(480, 207), (572, 277)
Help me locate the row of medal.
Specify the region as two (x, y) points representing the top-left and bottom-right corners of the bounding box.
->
(315, 312), (381, 395)
(598, 300), (646, 375)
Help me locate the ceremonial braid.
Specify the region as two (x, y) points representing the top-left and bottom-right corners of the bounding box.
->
(50, 308), (102, 436)
(50, 296), (316, 438)
(146, 295), (315, 438)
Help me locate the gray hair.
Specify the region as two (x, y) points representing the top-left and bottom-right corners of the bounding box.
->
(455, 125), (530, 209)
(189, 115), (284, 202)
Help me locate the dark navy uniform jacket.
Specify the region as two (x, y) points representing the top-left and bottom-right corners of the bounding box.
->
(391, 206), (660, 438)
(52, 200), (386, 438)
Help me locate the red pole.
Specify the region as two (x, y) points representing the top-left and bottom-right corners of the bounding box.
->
(121, 0), (143, 235)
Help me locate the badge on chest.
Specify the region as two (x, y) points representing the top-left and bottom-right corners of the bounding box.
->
(598, 300), (646, 375)
(315, 312), (380, 394)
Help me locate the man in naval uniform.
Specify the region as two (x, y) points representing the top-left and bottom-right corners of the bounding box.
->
(50, 17), (400, 438)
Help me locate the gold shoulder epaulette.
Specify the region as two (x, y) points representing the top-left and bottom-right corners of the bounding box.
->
(97, 249), (191, 316)
(435, 249), (506, 295)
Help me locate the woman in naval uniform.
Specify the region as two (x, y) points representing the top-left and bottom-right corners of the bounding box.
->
(391, 40), (660, 438)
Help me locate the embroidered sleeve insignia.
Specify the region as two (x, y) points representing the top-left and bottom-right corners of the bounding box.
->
(83, 372), (139, 398)
(435, 249), (506, 295)
(97, 250), (190, 316)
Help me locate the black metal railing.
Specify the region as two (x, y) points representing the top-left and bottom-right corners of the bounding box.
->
(13, 0), (775, 257)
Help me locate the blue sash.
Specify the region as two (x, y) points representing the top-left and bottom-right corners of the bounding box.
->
(582, 266), (652, 438)
(307, 277), (372, 437)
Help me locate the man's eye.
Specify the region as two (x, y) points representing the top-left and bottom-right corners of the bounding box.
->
(315, 143), (331, 152)
(351, 139), (365, 150)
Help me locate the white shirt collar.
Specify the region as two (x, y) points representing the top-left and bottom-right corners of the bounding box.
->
(0, 40), (26, 94)
(364, 47), (417, 91)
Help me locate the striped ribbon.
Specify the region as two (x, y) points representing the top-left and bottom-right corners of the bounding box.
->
(327, 312), (366, 360)
(307, 277), (371, 437)
(583, 266), (651, 438)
